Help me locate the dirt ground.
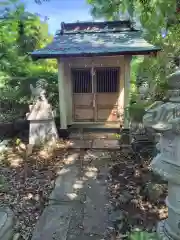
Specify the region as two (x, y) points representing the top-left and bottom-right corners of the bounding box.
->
(108, 148), (168, 238)
(0, 140), (70, 239)
(0, 135), (167, 239)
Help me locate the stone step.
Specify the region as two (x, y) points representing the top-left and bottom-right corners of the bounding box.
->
(68, 140), (92, 149)
(69, 132), (118, 140)
(68, 139), (119, 150)
(92, 139), (119, 149)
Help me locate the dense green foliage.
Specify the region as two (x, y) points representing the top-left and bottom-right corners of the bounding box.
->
(0, 0), (58, 122)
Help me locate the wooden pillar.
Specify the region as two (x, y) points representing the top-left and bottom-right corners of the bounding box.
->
(58, 58), (67, 129)
(124, 55), (132, 128)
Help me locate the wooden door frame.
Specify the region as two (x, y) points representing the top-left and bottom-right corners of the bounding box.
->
(92, 66), (97, 122)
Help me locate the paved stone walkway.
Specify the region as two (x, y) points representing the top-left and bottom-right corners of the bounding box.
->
(32, 137), (117, 240)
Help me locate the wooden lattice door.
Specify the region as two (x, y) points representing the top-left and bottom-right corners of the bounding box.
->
(72, 67), (120, 122)
(94, 67), (120, 122)
(72, 68), (94, 122)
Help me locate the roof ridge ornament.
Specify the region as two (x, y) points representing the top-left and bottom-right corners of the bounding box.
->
(60, 20), (136, 35)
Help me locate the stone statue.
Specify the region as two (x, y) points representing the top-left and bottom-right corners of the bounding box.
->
(27, 79), (59, 146)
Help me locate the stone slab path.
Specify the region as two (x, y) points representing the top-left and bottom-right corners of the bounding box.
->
(0, 207), (14, 240)
(32, 147), (113, 240)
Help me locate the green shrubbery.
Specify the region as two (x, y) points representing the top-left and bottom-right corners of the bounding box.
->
(129, 230), (157, 240)
(0, 2), (59, 123)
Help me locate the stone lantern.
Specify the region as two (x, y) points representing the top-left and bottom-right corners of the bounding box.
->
(143, 68), (180, 239)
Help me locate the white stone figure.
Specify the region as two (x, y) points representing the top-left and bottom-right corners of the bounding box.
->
(143, 68), (180, 240)
(27, 79), (59, 146)
(30, 79), (48, 102)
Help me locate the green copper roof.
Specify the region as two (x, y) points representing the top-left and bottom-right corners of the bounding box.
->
(31, 21), (161, 59)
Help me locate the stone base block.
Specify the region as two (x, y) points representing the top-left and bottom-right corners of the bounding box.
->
(29, 120), (59, 145)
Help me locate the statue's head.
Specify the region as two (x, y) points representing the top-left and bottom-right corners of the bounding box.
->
(36, 79), (48, 89)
